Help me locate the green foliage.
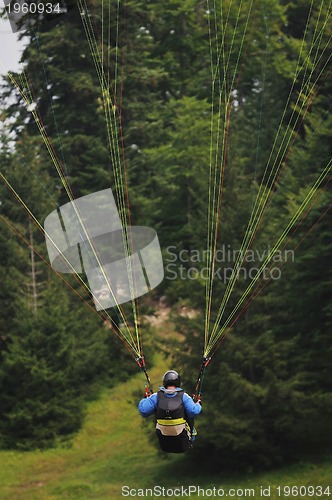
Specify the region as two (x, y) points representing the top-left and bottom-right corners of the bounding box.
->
(0, 286), (78, 449)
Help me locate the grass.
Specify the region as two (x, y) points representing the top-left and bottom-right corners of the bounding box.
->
(0, 356), (331, 499)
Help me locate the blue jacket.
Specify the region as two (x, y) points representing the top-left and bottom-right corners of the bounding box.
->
(138, 387), (202, 419)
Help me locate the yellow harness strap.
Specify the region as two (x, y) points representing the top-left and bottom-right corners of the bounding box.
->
(156, 417), (186, 426)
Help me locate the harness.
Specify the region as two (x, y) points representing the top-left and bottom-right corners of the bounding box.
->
(155, 390), (196, 453)
(156, 390), (187, 427)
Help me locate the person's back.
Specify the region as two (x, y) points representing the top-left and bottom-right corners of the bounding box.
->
(138, 370), (202, 453)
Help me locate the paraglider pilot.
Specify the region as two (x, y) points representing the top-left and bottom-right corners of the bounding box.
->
(138, 370), (202, 453)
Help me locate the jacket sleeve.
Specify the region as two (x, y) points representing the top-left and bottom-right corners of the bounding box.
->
(138, 393), (158, 417)
(182, 393), (202, 419)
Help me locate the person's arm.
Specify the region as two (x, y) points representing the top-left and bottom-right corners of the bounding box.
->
(182, 393), (202, 418)
(138, 393), (158, 417)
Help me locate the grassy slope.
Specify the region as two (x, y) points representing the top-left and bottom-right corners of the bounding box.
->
(0, 356), (331, 500)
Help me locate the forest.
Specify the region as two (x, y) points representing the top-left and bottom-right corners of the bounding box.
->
(0, 0), (331, 474)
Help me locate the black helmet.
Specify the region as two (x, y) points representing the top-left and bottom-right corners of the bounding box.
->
(163, 370), (181, 388)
